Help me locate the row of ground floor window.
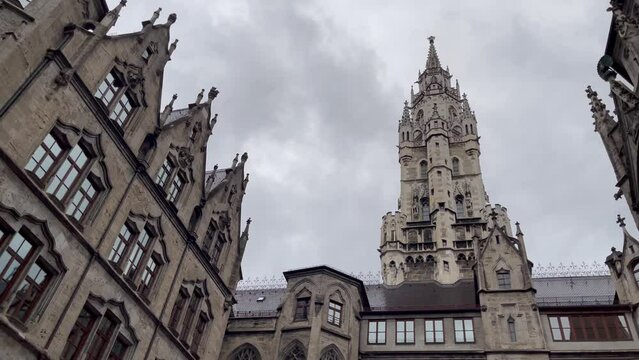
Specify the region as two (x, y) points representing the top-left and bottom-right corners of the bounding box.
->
(365, 314), (632, 345)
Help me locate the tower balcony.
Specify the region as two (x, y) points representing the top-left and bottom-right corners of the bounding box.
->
(381, 241), (436, 252)
(453, 240), (473, 249)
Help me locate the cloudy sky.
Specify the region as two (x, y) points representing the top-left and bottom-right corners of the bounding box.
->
(108, 0), (632, 279)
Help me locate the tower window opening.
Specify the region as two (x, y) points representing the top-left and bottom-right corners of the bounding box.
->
(443, 261), (449, 271)
(508, 317), (517, 342)
(455, 195), (465, 218)
(497, 270), (511, 289)
(452, 158), (460, 176)
(420, 161), (428, 178)
(633, 263), (639, 287)
(465, 125), (469, 134)
(470, 124), (475, 134)
(421, 197), (430, 221)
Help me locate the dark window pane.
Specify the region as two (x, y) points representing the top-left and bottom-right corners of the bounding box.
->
(0, 233), (35, 299)
(61, 308), (97, 360)
(7, 261), (51, 322)
(107, 336), (129, 360)
(86, 316), (116, 360)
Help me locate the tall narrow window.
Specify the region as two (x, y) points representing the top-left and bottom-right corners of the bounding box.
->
(169, 290), (188, 332)
(497, 270), (511, 289)
(123, 227), (152, 279)
(65, 177), (99, 221)
(508, 317), (517, 342)
(454, 318), (475, 343)
(190, 312), (208, 354)
(633, 263), (639, 287)
(138, 256), (160, 298)
(0, 232), (35, 299)
(181, 290), (203, 341)
(61, 307), (97, 360)
(46, 144), (90, 201)
(6, 260), (51, 322)
(85, 316), (116, 360)
(95, 70), (137, 128)
(294, 298), (310, 321)
(452, 157), (460, 176)
(420, 160), (428, 178)
(421, 197), (430, 221)
(141, 47), (152, 63)
(167, 173), (185, 203)
(108, 224), (134, 266)
(25, 133), (64, 180)
(368, 320), (386, 344)
(211, 234), (226, 265)
(425, 319), (444, 343)
(107, 336), (130, 360)
(396, 320), (415, 344)
(327, 301), (342, 326)
(202, 221), (218, 254)
(155, 158), (175, 188)
(95, 71), (121, 107)
(455, 195), (465, 218)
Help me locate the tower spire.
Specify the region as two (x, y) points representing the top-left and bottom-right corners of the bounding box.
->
(426, 36), (441, 70)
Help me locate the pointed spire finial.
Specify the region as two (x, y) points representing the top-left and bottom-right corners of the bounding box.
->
(195, 89), (205, 105)
(167, 13), (177, 26)
(167, 39), (179, 59)
(515, 221), (524, 236)
(241, 152), (249, 163)
(400, 101), (410, 124)
(586, 85), (615, 132)
(210, 113), (218, 128)
(160, 94), (178, 123)
(208, 86), (219, 102)
(617, 214), (627, 228)
(232, 153), (239, 168)
(426, 36), (441, 70)
(149, 7), (162, 25)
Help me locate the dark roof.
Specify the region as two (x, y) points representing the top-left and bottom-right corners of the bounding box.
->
(532, 276), (615, 307)
(232, 275), (617, 316)
(365, 280), (478, 312)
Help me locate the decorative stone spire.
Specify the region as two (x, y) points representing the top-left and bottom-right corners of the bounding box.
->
(585, 85), (616, 132)
(159, 94), (177, 123)
(210, 113), (218, 129)
(515, 221), (523, 236)
(150, 7), (162, 25)
(617, 214), (627, 228)
(195, 89), (205, 105)
(232, 153), (239, 169)
(242, 173), (250, 191)
(462, 93), (471, 113)
(168, 39), (179, 58)
(400, 101), (411, 124)
(205, 164), (218, 189)
(97, 0), (126, 36)
(166, 13), (177, 26)
(609, 78), (639, 110)
(426, 36), (441, 70)
(241, 152), (249, 164)
(207, 87), (219, 104)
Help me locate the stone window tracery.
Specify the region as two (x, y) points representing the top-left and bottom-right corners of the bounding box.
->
(230, 344), (261, 360)
(282, 341), (306, 360)
(25, 126), (110, 224)
(633, 262), (639, 287)
(319, 346), (342, 360)
(455, 195), (465, 218)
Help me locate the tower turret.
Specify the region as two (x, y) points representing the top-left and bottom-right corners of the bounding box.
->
(380, 37), (500, 285)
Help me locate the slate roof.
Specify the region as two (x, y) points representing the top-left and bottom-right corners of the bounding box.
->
(232, 275), (617, 317)
(532, 275), (615, 307)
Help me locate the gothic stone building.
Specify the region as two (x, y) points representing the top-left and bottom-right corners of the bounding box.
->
(223, 40), (639, 359)
(0, 0), (251, 359)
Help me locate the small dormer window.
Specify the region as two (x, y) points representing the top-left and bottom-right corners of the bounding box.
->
(142, 47), (152, 63)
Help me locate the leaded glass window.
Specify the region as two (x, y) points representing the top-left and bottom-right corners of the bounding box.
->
(25, 133), (63, 180)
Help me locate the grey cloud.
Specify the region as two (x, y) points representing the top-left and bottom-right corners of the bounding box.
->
(109, 0), (632, 279)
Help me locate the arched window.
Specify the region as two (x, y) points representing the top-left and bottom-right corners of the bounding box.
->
(508, 316), (517, 342)
(406, 256), (414, 264)
(421, 197), (430, 221)
(230, 344), (261, 360)
(420, 160), (428, 178)
(426, 255), (436, 264)
(455, 195), (465, 217)
(633, 263), (639, 287)
(417, 109), (424, 122)
(457, 253), (467, 261)
(282, 341), (306, 360)
(465, 124), (469, 134)
(452, 158), (460, 176)
(320, 346), (343, 360)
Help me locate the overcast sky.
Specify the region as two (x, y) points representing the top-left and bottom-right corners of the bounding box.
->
(108, 0), (633, 279)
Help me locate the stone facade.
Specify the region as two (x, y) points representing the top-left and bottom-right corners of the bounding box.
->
(0, 1), (249, 359)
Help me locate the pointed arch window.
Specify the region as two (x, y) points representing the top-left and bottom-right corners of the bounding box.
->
(283, 341), (306, 360)
(452, 157), (460, 176)
(231, 344), (261, 360)
(497, 269), (511, 289)
(455, 195), (465, 218)
(421, 197), (430, 221)
(319, 346), (342, 360)
(25, 127), (109, 224)
(94, 69), (139, 128)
